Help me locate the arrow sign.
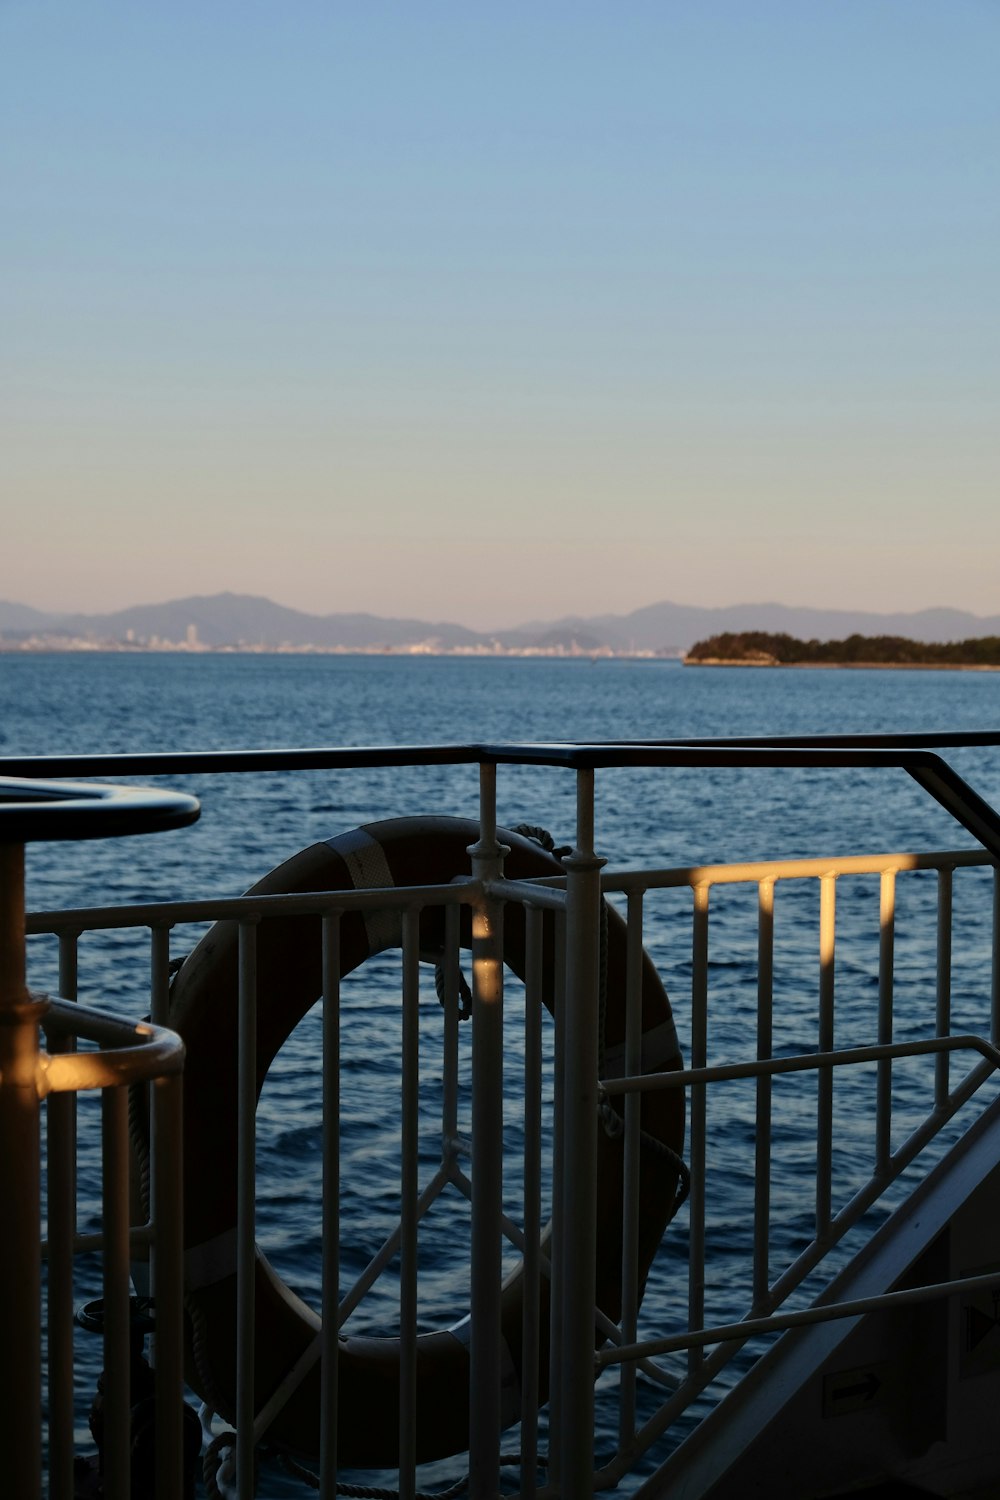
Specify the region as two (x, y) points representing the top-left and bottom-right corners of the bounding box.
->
(823, 1363), (888, 1418)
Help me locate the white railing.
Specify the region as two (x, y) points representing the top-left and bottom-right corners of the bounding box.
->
(8, 741), (1000, 1498)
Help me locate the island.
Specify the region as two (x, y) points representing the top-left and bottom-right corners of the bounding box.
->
(684, 631), (1000, 669)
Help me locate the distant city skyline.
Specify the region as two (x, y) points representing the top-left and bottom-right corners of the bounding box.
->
(3, 2), (998, 630)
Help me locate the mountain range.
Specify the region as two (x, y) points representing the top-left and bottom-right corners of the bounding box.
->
(3, 593), (1000, 655)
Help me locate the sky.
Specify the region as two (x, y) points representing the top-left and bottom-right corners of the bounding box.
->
(2, 1), (998, 629)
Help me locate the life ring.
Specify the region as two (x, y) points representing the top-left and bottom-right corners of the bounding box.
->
(160, 816), (684, 1468)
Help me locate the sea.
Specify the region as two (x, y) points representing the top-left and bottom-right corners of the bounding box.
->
(4, 652), (1000, 1496)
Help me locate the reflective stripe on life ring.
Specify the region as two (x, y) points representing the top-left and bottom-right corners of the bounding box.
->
(165, 816), (684, 1467)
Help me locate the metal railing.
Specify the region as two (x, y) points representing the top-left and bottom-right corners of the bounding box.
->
(42, 1001), (187, 1500)
(6, 736), (1000, 1498)
(0, 775), (198, 1500)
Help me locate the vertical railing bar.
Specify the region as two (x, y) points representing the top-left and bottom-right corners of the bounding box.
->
(441, 902), (461, 1148)
(753, 880), (774, 1310)
(101, 1085), (132, 1500)
(48, 931), (79, 1500)
(468, 764), (506, 1499)
(236, 919), (258, 1500)
(992, 868), (1000, 1046)
(816, 875), (836, 1237)
(876, 870), (896, 1176)
(149, 925), (172, 1028)
(320, 910), (342, 1499)
(688, 882), (710, 1378)
(399, 906), (422, 1499)
(153, 1070), (184, 1500)
(147, 920), (172, 1475)
(618, 887), (645, 1449)
(558, 767), (603, 1500)
(547, 905), (566, 1490)
(936, 869), (953, 1110)
(520, 902), (544, 1498)
(0, 841), (42, 1500)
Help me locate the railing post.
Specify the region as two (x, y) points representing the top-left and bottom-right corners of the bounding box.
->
(556, 769), (605, 1499)
(467, 764), (507, 1499)
(0, 842), (47, 1500)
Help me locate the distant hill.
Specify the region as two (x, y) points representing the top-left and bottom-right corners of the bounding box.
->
(3, 591), (1000, 654)
(521, 601), (1000, 654)
(0, 600), (56, 633)
(686, 630), (1000, 667)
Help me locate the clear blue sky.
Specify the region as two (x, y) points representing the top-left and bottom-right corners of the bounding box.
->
(3, 1), (998, 627)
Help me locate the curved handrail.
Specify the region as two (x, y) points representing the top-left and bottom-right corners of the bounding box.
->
(0, 776), (199, 842)
(40, 997), (184, 1094)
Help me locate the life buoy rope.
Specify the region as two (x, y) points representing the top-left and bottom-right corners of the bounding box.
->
(135, 816), (685, 1469)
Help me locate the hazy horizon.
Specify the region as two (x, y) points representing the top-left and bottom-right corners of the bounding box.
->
(6, 585), (1000, 639)
(4, 3), (998, 629)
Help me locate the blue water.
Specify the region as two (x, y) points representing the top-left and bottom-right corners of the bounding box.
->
(4, 653), (1000, 1495)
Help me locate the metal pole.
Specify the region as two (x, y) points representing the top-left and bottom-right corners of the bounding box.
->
(557, 769), (604, 1499)
(0, 841), (47, 1500)
(399, 906), (421, 1499)
(236, 919), (258, 1499)
(153, 1071), (185, 1500)
(753, 879), (774, 1312)
(467, 764), (507, 1499)
(48, 931), (79, 1500)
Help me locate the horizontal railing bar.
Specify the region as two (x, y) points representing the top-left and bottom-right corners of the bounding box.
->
(0, 746), (490, 776)
(4, 734), (1000, 782)
(519, 849), (993, 893)
(600, 1035), (1000, 1094)
(599, 1265), (1000, 1365)
(7, 740), (1000, 861)
(25, 850), (993, 939)
(592, 731), (1000, 750)
(483, 879), (569, 912)
(610, 849), (993, 888)
(25, 880), (480, 935)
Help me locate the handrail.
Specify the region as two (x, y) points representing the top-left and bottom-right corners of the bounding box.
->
(0, 775), (199, 841)
(4, 734), (999, 857)
(40, 998), (185, 1094)
(0, 772), (197, 1500)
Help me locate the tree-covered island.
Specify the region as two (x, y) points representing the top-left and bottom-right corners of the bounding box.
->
(684, 632), (1000, 668)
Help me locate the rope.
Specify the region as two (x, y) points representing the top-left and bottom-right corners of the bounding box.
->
(433, 958), (473, 1020)
(509, 823), (693, 1221)
(203, 1431), (237, 1499)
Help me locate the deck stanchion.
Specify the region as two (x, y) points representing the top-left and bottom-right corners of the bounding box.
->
(992, 868), (1000, 1046)
(936, 869), (953, 1109)
(0, 841), (45, 1500)
(468, 764), (507, 1499)
(618, 887), (645, 1448)
(520, 902), (544, 1496)
(236, 918), (259, 1500)
(547, 904), (567, 1490)
(153, 1069), (185, 1500)
(877, 870), (897, 1176)
(48, 929), (79, 1500)
(320, 910), (342, 1498)
(688, 883), (709, 1378)
(816, 874), (836, 1236)
(753, 880), (774, 1311)
(557, 768), (605, 1499)
(399, 905), (422, 1500)
(102, 1084), (133, 1500)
